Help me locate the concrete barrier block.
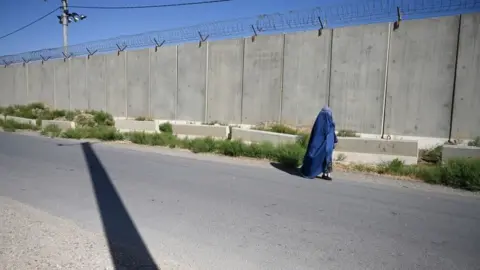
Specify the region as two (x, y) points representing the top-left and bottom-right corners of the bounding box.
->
(231, 128), (298, 145)
(333, 151), (418, 165)
(336, 137), (418, 158)
(115, 119), (157, 133)
(442, 145), (480, 162)
(41, 120), (75, 131)
(5, 116), (36, 126)
(172, 124), (229, 139)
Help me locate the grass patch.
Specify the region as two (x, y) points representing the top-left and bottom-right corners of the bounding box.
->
(255, 123), (298, 135)
(159, 122), (173, 133)
(439, 158), (480, 191)
(273, 143), (305, 167)
(296, 133), (310, 148)
(134, 116), (153, 121)
(336, 153), (347, 162)
(337, 129), (358, 137)
(62, 126), (123, 141)
(203, 120), (227, 126)
(3, 103), (46, 119)
(1, 119), (38, 132)
(467, 136), (480, 147)
(41, 124), (62, 138)
(419, 145), (443, 164)
(189, 137), (218, 153)
(125, 131), (177, 147)
(1, 103), (115, 128)
(349, 158), (480, 191)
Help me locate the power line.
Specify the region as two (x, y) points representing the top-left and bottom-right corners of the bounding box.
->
(69, 0), (232, 10)
(0, 0), (231, 42)
(0, 7), (60, 41)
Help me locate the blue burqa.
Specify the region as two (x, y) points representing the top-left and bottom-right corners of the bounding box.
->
(300, 106), (338, 178)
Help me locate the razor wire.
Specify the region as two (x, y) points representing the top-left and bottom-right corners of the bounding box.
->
(1, 0), (479, 65)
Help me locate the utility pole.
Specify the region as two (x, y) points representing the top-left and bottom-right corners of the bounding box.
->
(56, 0), (86, 54)
(61, 0), (68, 54)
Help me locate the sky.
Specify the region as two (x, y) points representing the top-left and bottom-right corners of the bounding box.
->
(0, 0), (361, 56)
(0, 0), (478, 57)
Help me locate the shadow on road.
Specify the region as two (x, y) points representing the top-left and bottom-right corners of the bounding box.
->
(80, 142), (159, 270)
(270, 162), (304, 177)
(57, 142), (100, 147)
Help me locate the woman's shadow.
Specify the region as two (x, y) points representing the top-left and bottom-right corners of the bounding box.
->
(270, 162), (304, 177)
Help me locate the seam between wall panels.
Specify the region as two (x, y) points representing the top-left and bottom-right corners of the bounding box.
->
(326, 29), (333, 108)
(240, 38), (246, 124)
(124, 51), (128, 118)
(53, 63), (57, 108)
(26, 64), (30, 104)
(104, 55), (107, 112)
(279, 34), (286, 124)
(381, 22), (393, 138)
(68, 59), (71, 110)
(85, 57), (89, 109)
(448, 15), (462, 141)
(205, 42), (209, 123)
(148, 49), (152, 118)
(240, 39), (246, 125)
(175, 45), (179, 120)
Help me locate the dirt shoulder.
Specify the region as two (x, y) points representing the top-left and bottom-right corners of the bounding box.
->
(0, 195), (181, 270)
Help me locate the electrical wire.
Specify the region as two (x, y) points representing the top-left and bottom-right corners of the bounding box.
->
(0, 7), (60, 41)
(69, 0), (232, 10)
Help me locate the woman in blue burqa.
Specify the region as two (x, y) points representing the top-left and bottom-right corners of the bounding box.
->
(300, 105), (338, 180)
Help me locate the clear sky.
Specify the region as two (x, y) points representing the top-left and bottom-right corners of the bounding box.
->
(0, 0), (478, 57)
(0, 0), (361, 56)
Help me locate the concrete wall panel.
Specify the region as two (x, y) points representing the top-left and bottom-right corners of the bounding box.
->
(242, 35), (284, 124)
(26, 63), (41, 104)
(13, 65), (28, 105)
(451, 14), (480, 139)
(70, 57), (88, 110)
(150, 46), (177, 120)
(127, 49), (150, 118)
(54, 60), (70, 109)
(330, 24), (388, 134)
(0, 66), (15, 106)
(282, 31), (331, 127)
(385, 16), (459, 137)
(177, 43), (206, 121)
(105, 53), (126, 117)
(206, 39), (243, 124)
(27, 62), (54, 106)
(86, 55), (106, 111)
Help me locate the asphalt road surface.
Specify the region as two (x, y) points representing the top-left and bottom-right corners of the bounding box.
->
(0, 131), (479, 270)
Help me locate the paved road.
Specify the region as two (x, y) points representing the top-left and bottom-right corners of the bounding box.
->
(0, 132), (479, 270)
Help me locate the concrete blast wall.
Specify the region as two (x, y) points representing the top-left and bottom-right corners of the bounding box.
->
(242, 35), (284, 124)
(0, 14), (479, 139)
(451, 13), (480, 139)
(330, 23), (388, 134)
(207, 39), (244, 124)
(282, 31), (330, 127)
(385, 16), (459, 138)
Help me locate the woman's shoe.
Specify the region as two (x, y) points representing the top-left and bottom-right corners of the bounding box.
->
(321, 173), (332, 181)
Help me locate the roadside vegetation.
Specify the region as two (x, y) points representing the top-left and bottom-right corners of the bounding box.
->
(468, 136), (480, 147)
(1, 103), (479, 191)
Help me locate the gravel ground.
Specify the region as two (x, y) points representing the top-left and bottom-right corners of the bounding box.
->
(0, 195), (180, 270)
